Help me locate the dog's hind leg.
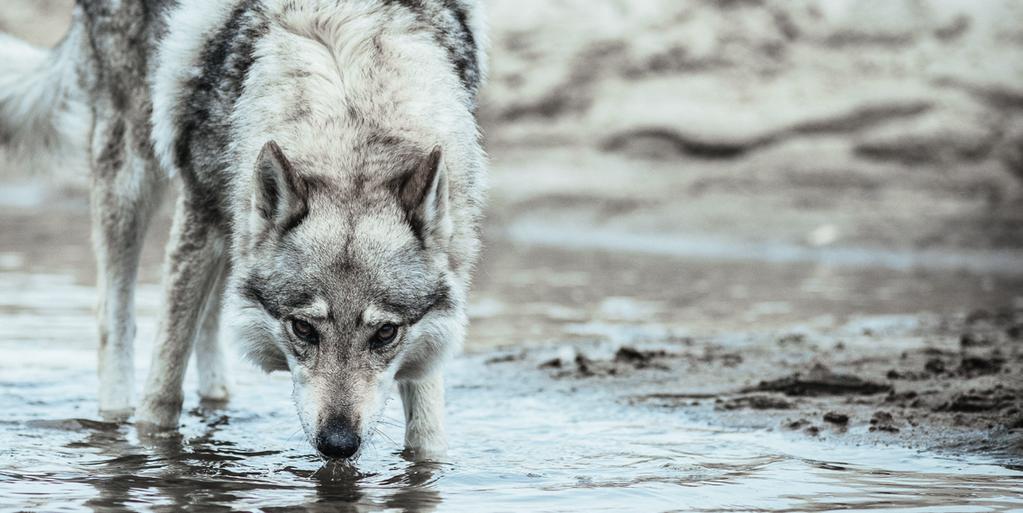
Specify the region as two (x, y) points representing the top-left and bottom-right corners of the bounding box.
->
(399, 372), (448, 461)
(92, 117), (166, 418)
(194, 266), (231, 402)
(137, 195), (226, 428)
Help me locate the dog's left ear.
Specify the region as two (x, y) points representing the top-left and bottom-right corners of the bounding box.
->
(393, 146), (451, 244)
(252, 141), (307, 235)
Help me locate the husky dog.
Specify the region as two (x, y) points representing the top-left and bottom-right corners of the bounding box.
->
(0, 0), (487, 461)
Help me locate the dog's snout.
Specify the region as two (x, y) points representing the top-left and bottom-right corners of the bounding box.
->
(316, 418), (361, 459)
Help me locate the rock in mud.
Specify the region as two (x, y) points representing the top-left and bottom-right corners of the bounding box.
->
(1007, 324), (1022, 341)
(960, 333), (995, 348)
(886, 368), (928, 380)
(747, 364), (891, 397)
(548, 352), (619, 377)
(1008, 416), (1023, 430)
(869, 411), (901, 433)
(543, 347), (679, 378)
(777, 333), (807, 345)
(486, 353), (525, 365)
(539, 357), (563, 369)
(629, 392), (719, 408)
(784, 419), (810, 430)
(783, 419), (821, 436)
(957, 355), (1005, 377)
(614, 346), (670, 370)
(717, 394), (794, 411)
(937, 390), (1017, 413)
(574, 353), (596, 377)
(823, 412), (850, 425)
(924, 357), (947, 375)
(884, 390), (919, 404)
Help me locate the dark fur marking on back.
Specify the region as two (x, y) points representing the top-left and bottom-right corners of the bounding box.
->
(438, 0), (480, 98)
(383, 0), (480, 103)
(173, 0), (268, 223)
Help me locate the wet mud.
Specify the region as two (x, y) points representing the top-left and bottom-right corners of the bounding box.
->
(516, 307), (1023, 464)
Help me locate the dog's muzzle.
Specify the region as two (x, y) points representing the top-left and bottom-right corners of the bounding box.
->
(316, 417), (361, 459)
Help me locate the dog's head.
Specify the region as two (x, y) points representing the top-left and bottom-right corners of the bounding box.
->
(226, 141), (463, 460)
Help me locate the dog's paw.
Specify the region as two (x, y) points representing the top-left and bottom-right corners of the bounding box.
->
(98, 377), (134, 414)
(135, 395), (184, 430)
(98, 406), (134, 423)
(401, 445), (447, 463)
(401, 436), (448, 463)
(98, 394), (133, 415)
(198, 381), (231, 402)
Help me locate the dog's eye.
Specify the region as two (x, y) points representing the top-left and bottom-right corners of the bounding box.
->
(291, 318), (319, 344)
(371, 323), (399, 348)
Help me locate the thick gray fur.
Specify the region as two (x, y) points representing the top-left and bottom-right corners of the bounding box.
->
(0, 0), (487, 462)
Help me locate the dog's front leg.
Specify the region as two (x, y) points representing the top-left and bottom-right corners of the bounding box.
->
(136, 196), (225, 429)
(398, 372), (448, 461)
(194, 268), (231, 402)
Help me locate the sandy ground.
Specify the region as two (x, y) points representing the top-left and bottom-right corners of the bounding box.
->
(1, 0), (1022, 466)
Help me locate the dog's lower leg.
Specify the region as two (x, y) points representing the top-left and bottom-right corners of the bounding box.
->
(195, 268), (230, 402)
(92, 138), (164, 417)
(399, 372), (448, 461)
(136, 196), (224, 428)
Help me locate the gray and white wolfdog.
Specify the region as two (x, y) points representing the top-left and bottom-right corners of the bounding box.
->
(0, 0), (487, 462)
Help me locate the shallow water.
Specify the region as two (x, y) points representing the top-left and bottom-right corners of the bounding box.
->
(3, 349), (1023, 513)
(2, 271), (1023, 513)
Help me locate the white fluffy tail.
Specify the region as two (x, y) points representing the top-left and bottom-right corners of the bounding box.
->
(0, 27), (88, 176)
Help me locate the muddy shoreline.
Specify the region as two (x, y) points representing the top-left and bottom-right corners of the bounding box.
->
(482, 306), (1023, 467)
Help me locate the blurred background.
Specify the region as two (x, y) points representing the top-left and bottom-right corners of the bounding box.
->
(4, 0), (1021, 344)
(1, 1), (1023, 509)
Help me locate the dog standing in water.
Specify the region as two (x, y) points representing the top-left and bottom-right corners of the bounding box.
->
(0, 0), (487, 461)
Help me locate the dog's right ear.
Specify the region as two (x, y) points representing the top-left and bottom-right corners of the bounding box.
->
(252, 141), (307, 234)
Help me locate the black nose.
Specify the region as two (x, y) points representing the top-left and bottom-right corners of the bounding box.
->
(316, 418), (361, 459)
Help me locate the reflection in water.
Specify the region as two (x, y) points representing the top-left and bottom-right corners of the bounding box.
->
(80, 412), (261, 512)
(58, 406), (443, 513)
(3, 341), (1023, 512)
